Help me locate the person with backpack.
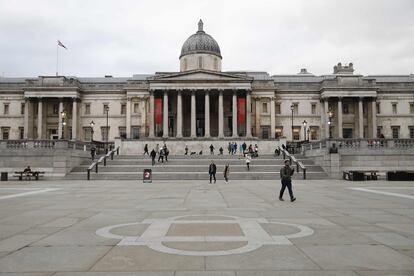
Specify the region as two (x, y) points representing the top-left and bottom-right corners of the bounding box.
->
(279, 159), (296, 202)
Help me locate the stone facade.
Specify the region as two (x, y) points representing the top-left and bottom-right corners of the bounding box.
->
(1, 22), (414, 142)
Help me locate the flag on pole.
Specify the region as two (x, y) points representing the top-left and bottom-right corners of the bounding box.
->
(57, 40), (67, 50)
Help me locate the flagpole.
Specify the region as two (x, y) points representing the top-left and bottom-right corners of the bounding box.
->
(56, 42), (58, 76)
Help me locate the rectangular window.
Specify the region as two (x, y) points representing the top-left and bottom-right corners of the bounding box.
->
(343, 103), (349, 114)
(410, 103), (414, 114)
(377, 126), (383, 138)
(310, 126), (319, 140)
(132, 126), (140, 139)
(121, 104), (126, 115)
(409, 127), (414, 139)
(3, 103), (9, 115)
(1, 127), (10, 140)
(134, 103), (139, 114)
(103, 104), (109, 115)
(19, 127), (24, 139)
(101, 126), (110, 142)
(391, 126), (400, 139)
(83, 127), (92, 142)
(53, 104), (59, 115)
(292, 103), (298, 115)
(262, 102), (268, 113)
(292, 126), (300, 140)
(275, 126), (283, 138)
(392, 103), (397, 115)
(376, 102), (380, 114)
(21, 103), (25, 115)
(119, 127), (126, 138)
(275, 103), (281, 114)
(311, 103), (316, 115)
(85, 103), (91, 115)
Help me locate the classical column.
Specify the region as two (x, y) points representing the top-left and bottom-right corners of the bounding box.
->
(126, 97), (131, 138)
(324, 99), (329, 139)
(148, 91), (155, 138)
(246, 90), (252, 138)
(372, 99), (377, 138)
(270, 97), (275, 139)
(337, 98), (343, 138)
(232, 90), (238, 138)
(58, 99), (63, 139)
(204, 90), (210, 137)
(163, 90), (168, 138)
(320, 99), (325, 139)
(176, 91), (183, 138)
(255, 97), (261, 137)
(218, 90), (224, 138)
(72, 99), (77, 140)
(191, 90), (196, 138)
(37, 99), (43, 139)
(23, 98), (29, 139)
(358, 98), (364, 138)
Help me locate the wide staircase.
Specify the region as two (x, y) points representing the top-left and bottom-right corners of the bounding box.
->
(66, 153), (329, 180)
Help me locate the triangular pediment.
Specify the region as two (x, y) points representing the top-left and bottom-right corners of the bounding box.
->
(149, 70), (252, 82)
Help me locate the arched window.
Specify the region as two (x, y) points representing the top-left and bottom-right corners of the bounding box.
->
(198, 56), (203, 69)
(214, 58), (218, 70)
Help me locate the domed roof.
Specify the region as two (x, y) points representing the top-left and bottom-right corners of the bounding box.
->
(180, 20), (222, 59)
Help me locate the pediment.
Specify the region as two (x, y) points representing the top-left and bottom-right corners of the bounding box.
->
(149, 70), (252, 82)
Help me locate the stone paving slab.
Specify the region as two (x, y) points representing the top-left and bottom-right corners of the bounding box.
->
(0, 179), (413, 274)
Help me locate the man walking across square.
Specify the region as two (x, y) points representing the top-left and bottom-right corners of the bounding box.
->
(208, 160), (217, 183)
(279, 159), (296, 202)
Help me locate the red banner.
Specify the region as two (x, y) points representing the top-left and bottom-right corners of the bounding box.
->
(238, 98), (246, 124)
(155, 98), (163, 125)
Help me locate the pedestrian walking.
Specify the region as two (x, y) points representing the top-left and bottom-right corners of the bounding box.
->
(150, 149), (156, 166)
(219, 147), (223, 155)
(185, 145), (189, 155)
(208, 160), (217, 183)
(234, 142), (238, 155)
(158, 148), (165, 163)
(242, 142), (247, 156)
(209, 144), (215, 155)
(164, 145), (169, 162)
(279, 160), (296, 202)
(245, 154), (251, 170)
(223, 163), (230, 183)
(90, 146), (96, 161)
(143, 144), (149, 155)
(227, 142), (232, 154)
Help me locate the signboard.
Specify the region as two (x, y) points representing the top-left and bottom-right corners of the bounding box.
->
(238, 97), (246, 124)
(143, 169), (152, 183)
(155, 98), (163, 125)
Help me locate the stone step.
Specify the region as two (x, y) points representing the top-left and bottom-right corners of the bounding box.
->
(101, 159), (316, 165)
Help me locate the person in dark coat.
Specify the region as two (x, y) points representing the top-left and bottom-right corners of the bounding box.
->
(164, 145), (169, 162)
(90, 146), (96, 160)
(209, 144), (215, 155)
(223, 163), (230, 183)
(150, 149), (156, 166)
(219, 147), (224, 155)
(158, 148), (164, 163)
(143, 144), (149, 155)
(279, 159), (296, 202)
(208, 160), (217, 183)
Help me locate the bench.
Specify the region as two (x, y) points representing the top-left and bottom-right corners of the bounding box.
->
(343, 170), (380, 181)
(13, 171), (45, 181)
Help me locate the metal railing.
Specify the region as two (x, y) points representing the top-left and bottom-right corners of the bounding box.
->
(278, 146), (307, 179)
(87, 145), (120, 180)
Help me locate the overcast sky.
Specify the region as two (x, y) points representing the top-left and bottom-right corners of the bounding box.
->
(0, 0), (413, 77)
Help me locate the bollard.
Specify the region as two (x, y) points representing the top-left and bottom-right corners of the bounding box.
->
(111, 151), (114, 160)
(296, 162), (299, 172)
(116, 147), (119, 155)
(303, 168), (307, 179)
(104, 156), (107, 166)
(87, 169), (90, 180)
(95, 163), (98, 173)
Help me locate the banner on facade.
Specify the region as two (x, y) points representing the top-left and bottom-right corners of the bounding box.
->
(155, 98), (163, 125)
(238, 98), (246, 124)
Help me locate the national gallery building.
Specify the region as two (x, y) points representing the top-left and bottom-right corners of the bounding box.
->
(1, 20), (414, 142)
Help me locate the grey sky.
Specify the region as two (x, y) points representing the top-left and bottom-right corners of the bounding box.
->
(0, 0), (413, 77)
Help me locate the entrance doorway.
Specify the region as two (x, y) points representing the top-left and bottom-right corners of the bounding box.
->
(343, 128), (353, 138)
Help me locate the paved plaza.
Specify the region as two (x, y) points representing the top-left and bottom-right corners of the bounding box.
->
(0, 179), (413, 275)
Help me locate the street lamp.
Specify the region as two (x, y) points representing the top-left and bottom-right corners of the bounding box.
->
(302, 120), (307, 142)
(60, 111), (67, 139)
(328, 109), (333, 139)
(89, 121), (95, 142)
(290, 104), (295, 141)
(307, 127), (310, 141)
(105, 106), (109, 153)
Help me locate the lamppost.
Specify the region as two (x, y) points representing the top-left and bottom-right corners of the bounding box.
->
(60, 111), (67, 139)
(89, 121), (95, 142)
(290, 104), (294, 141)
(302, 120), (307, 142)
(328, 109), (333, 139)
(307, 127), (310, 142)
(105, 106), (109, 153)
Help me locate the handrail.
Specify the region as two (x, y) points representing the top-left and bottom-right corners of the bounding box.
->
(278, 146), (307, 179)
(86, 145), (120, 180)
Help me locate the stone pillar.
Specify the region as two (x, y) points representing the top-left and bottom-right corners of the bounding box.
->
(191, 90), (196, 138)
(358, 98), (364, 138)
(126, 97), (131, 138)
(149, 91), (155, 138)
(372, 99), (377, 138)
(72, 99), (77, 140)
(232, 90), (238, 138)
(320, 100), (325, 139)
(163, 90), (168, 138)
(246, 90), (252, 138)
(37, 99), (43, 139)
(218, 90), (224, 138)
(176, 91), (183, 138)
(24, 98), (29, 139)
(58, 99), (63, 139)
(270, 97), (275, 139)
(255, 97), (261, 138)
(324, 99), (329, 139)
(337, 98), (343, 138)
(204, 90), (210, 137)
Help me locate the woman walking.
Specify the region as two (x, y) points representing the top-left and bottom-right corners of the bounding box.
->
(245, 154), (251, 170)
(223, 163), (230, 183)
